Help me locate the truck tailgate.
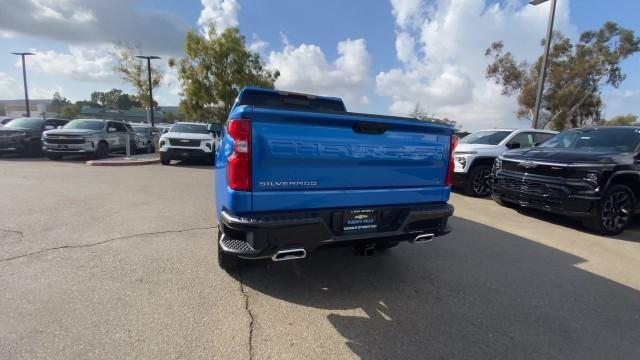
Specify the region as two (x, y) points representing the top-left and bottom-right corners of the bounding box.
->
(250, 108), (453, 212)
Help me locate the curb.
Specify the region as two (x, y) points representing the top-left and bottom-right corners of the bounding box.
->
(86, 158), (160, 166)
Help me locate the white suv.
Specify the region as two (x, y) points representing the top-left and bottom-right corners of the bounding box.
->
(453, 129), (557, 196)
(159, 122), (215, 165)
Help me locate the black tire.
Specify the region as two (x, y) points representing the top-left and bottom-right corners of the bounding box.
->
(582, 184), (636, 236)
(95, 142), (109, 159)
(375, 241), (399, 250)
(465, 165), (493, 197)
(47, 153), (63, 161)
(217, 229), (244, 272)
(160, 153), (171, 165)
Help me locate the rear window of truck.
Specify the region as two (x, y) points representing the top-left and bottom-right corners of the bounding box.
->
(237, 90), (346, 113)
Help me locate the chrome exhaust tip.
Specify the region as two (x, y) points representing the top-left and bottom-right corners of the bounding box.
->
(412, 233), (435, 244)
(272, 248), (307, 262)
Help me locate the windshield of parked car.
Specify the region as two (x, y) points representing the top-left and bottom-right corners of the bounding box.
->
(4, 118), (45, 129)
(63, 119), (105, 130)
(539, 128), (640, 152)
(170, 123), (209, 134)
(459, 130), (513, 145)
(133, 127), (149, 134)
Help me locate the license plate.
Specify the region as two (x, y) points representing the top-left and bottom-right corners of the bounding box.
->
(343, 209), (378, 233)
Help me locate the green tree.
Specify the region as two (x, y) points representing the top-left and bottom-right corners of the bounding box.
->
(408, 104), (430, 121)
(408, 103), (458, 127)
(605, 114), (638, 126)
(486, 22), (640, 130)
(111, 43), (163, 110)
(50, 91), (71, 113)
(169, 24), (279, 122)
(103, 89), (123, 106)
(59, 104), (81, 119)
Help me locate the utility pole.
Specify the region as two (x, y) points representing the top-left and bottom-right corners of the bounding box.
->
(136, 55), (161, 128)
(529, 0), (557, 129)
(11, 52), (35, 117)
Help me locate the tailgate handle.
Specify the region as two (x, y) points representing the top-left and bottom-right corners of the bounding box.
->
(353, 122), (387, 135)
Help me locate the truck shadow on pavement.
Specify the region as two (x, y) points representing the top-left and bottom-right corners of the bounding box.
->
(511, 206), (640, 243)
(238, 217), (640, 360)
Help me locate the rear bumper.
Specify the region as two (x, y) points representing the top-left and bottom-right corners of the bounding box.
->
(218, 203), (454, 259)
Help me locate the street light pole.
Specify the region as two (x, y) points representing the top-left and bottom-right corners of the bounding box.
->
(11, 52), (35, 117)
(136, 55), (161, 128)
(530, 0), (557, 129)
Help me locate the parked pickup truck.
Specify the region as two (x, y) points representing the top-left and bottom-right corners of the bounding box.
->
(214, 87), (457, 271)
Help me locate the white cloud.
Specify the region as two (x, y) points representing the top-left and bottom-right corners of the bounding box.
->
(26, 46), (115, 82)
(390, 0), (425, 29)
(163, 66), (182, 97)
(0, 0), (187, 55)
(377, 0), (577, 130)
(268, 38), (372, 111)
(198, 0), (240, 33)
(0, 73), (19, 99)
(31, 85), (64, 100)
(248, 34), (269, 54)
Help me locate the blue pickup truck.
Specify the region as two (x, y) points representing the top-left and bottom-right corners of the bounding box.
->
(214, 87), (457, 270)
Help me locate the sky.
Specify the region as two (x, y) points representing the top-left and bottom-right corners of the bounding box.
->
(0, 0), (639, 130)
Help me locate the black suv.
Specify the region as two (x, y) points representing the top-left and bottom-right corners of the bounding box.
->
(493, 126), (640, 235)
(0, 118), (69, 156)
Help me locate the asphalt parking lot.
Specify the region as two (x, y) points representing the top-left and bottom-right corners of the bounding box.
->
(1, 158), (639, 360)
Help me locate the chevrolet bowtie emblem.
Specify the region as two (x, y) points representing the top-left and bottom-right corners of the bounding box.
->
(518, 161), (538, 169)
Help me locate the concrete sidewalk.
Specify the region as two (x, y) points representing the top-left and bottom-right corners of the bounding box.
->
(86, 153), (160, 166)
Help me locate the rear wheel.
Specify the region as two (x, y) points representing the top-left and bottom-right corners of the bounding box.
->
(465, 165), (493, 197)
(582, 184), (636, 236)
(217, 229), (244, 272)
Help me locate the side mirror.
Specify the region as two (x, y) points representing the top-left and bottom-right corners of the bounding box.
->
(44, 125), (55, 130)
(57, 126), (63, 129)
(108, 127), (117, 133)
(506, 142), (521, 150)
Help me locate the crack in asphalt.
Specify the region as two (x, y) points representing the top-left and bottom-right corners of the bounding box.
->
(0, 227), (24, 236)
(239, 269), (255, 360)
(0, 226), (216, 263)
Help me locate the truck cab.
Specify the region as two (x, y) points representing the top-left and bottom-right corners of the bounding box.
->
(214, 87), (457, 271)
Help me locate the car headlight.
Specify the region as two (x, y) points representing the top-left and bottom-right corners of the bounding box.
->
(160, 139), (167, 147)
(455, 156), (467, 169)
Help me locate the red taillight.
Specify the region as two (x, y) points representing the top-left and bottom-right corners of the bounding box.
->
(227, 119), (251, 191)
(446, 135), (458, 186)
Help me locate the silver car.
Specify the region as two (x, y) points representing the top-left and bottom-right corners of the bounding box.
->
(42, 118), (137, 160)
(131, 125), (159, 153)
